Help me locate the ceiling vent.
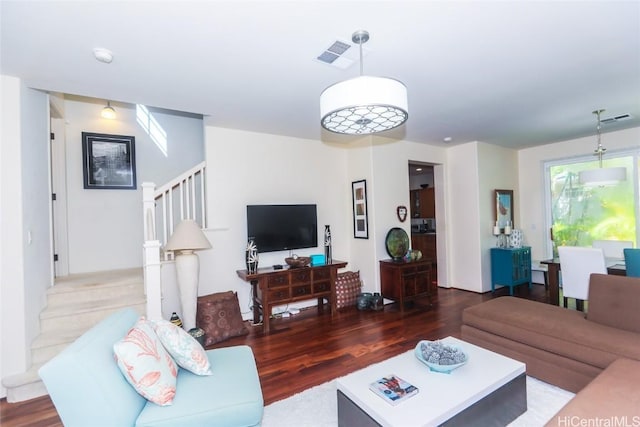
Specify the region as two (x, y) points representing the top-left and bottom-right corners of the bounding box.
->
(601, 113), (633, 124)
(316, 38), (370, 69)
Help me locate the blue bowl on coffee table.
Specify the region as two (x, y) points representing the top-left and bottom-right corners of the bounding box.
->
(414, 340), (468, 374)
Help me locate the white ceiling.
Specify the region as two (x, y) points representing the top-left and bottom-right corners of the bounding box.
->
(1, 1), (639, 149)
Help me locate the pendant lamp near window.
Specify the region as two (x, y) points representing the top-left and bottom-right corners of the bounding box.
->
(579, 109), (626, 186)
(320, 30), (408, 135)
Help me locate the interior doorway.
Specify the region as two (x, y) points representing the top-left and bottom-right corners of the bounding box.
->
(49, 95), (69, 277)
(408, 162), (437, 285)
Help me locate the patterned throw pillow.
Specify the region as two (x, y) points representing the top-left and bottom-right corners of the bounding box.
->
(336, 271), (362, 309)
(113, 318), (178, 406)
(152, 319), (212, 376)
(197, 291), (248, 346)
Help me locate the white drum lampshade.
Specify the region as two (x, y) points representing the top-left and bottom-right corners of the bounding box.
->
(320, 76), (408, 135)
(320, 30), (408, 135)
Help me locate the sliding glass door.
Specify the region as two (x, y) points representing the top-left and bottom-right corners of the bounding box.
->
(545, 152), (638, 257)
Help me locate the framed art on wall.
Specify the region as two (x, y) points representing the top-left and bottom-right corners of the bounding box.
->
(494, 189), (514, 230)
(352, 179), (369, 239)
(82, 132), (137, 190)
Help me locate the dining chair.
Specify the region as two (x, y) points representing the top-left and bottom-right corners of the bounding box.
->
(592, 240), (633, 260)
(623, 248), (640, 277)
(558, 246), (607, 311)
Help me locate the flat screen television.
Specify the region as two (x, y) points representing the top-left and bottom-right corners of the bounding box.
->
(247, 204), (318, 253)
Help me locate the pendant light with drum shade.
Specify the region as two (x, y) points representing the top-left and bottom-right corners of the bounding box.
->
(320, 30), (408, 135)
(579, 109), (627, 186)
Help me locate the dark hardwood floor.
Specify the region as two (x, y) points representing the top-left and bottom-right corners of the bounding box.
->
(0, 283), (549, 427)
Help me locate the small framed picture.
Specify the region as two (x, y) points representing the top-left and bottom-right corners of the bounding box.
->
(82, 132), (136, 190)
(494, 189), (514, 230)
(352, 179), (369, 239)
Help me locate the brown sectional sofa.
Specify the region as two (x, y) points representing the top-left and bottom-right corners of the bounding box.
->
(461, 273), (640, 393)
(461, 273), (640, 420)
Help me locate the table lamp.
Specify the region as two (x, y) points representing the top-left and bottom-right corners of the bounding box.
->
(164, 219), (211, 330)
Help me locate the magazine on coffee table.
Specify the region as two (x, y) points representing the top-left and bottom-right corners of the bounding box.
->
(369, 374), (419, 405)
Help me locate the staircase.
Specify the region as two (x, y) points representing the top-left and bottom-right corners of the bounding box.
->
(3, 162), (207, 403)
(2, 268), (145, 402)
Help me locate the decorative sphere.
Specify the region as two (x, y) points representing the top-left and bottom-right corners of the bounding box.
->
(414, 340), (468, 373)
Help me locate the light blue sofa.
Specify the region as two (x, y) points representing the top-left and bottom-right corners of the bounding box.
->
(38, 308), (264, 427)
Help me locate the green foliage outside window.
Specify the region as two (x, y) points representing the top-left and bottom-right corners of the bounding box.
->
(549, 156), (636, 256)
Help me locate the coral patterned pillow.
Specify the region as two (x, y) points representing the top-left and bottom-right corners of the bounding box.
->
(113, 318), (177, 406)
(152, 319), (212, 376)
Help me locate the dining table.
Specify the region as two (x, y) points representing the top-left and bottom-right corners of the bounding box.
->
(540, 258), (627, 306)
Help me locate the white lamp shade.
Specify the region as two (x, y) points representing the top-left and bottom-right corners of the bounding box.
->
(579, 167), (627, 186)
(320, 75), (408, 135)
(164, 220), (211, 251)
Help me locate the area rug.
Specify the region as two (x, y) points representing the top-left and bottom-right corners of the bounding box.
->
(262, 374), (574, 427)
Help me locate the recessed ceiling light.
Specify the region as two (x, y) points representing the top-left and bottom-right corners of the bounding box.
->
(415, 168), (423, 172)
(443, 137), (453, 143)
(93, 48), (113, 64)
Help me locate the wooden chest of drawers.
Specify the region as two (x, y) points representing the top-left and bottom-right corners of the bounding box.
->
(237, 260), (347, 333)
(380, 258), (436, 311)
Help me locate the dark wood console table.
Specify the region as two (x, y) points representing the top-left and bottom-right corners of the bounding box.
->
(236, 260), (347, 333)
(379, 258), (436, 312)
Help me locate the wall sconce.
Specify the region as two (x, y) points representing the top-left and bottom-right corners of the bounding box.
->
(101, 101), (116, 120)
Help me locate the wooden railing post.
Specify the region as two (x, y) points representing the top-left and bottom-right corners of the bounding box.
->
(142, 183), (157, 241)
(143, 240), (163, 320)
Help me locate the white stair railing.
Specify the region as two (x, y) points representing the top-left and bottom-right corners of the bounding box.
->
(142, 161), (206, 319)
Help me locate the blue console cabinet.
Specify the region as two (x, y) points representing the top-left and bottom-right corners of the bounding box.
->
(490, 247), (532, 295)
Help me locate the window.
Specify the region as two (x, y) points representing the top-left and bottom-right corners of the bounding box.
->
(136, 104), (168, 156)
(545, 151), (638, 257)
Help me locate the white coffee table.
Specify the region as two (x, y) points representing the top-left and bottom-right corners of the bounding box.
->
(336, 336), (526, 427)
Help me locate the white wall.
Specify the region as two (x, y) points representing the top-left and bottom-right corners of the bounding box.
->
(444, 141), (519, 292)
(518, 126), (640, 262)
(200, 127), (350, 318)
(20, 82), (51, 353)
(63, 99), (204, 273)
(345, 137), (377, 292)
(369, 137), (448, 289)
(1, 75), (25, 399)
(0, 76), (49, 398)
(446, 142), (482, 291)
(477, 142), (519, 292)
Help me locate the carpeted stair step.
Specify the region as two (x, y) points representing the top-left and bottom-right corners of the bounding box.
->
(2, 364), (48, 403)
(30, 327), (86, 365)
(39, 296), (146, 333)
(46, 267), (144, 306)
